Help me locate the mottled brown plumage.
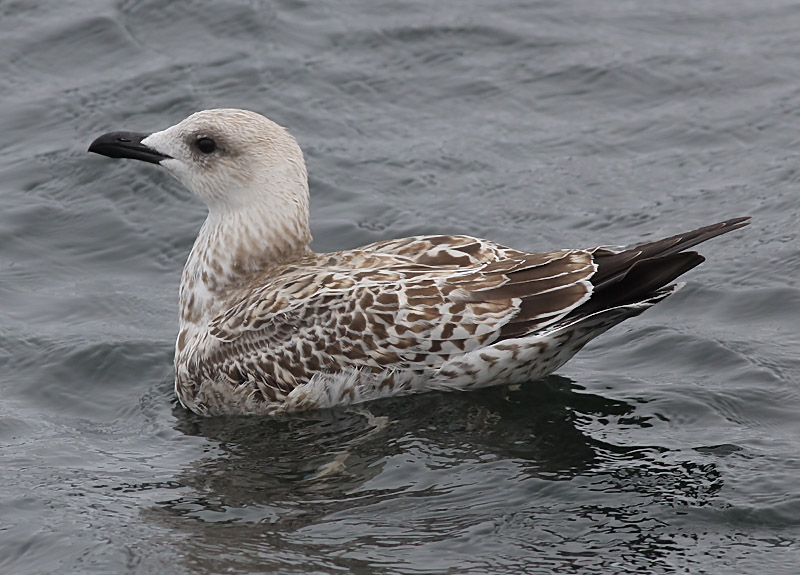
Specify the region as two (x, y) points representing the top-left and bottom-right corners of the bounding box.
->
(88, 109), (749, 415)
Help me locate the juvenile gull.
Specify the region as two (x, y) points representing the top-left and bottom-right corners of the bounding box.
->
(88, 109), (749, 416)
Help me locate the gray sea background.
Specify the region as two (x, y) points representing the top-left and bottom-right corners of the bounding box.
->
(1, 1), (799, 573)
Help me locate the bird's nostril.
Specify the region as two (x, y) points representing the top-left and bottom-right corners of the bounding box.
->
(118, 137), (131, 143)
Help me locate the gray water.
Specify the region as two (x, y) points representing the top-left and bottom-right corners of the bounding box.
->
(2, 0), (799, 573)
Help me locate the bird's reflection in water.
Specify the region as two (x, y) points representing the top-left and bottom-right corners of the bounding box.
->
(145, 375), (725, 573)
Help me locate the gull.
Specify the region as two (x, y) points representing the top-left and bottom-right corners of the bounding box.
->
(88, 109), (749, 416)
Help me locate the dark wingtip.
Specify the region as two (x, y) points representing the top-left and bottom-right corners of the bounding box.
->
(718, 216), (751, 232)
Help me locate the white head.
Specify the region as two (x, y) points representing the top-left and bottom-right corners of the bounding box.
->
(90, 108), (310, 223)
(143, 109), (309, 212)
(90, 108), (313, 271)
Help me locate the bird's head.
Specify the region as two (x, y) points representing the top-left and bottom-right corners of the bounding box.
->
(89, 109), (309, 214)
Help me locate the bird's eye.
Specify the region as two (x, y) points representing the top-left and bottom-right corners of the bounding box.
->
(196, 137), (216, 154)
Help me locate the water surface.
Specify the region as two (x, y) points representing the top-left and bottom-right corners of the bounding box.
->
(1, 1), (799, 573)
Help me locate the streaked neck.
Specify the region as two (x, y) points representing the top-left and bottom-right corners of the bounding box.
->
(179, 200), (312, 326)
